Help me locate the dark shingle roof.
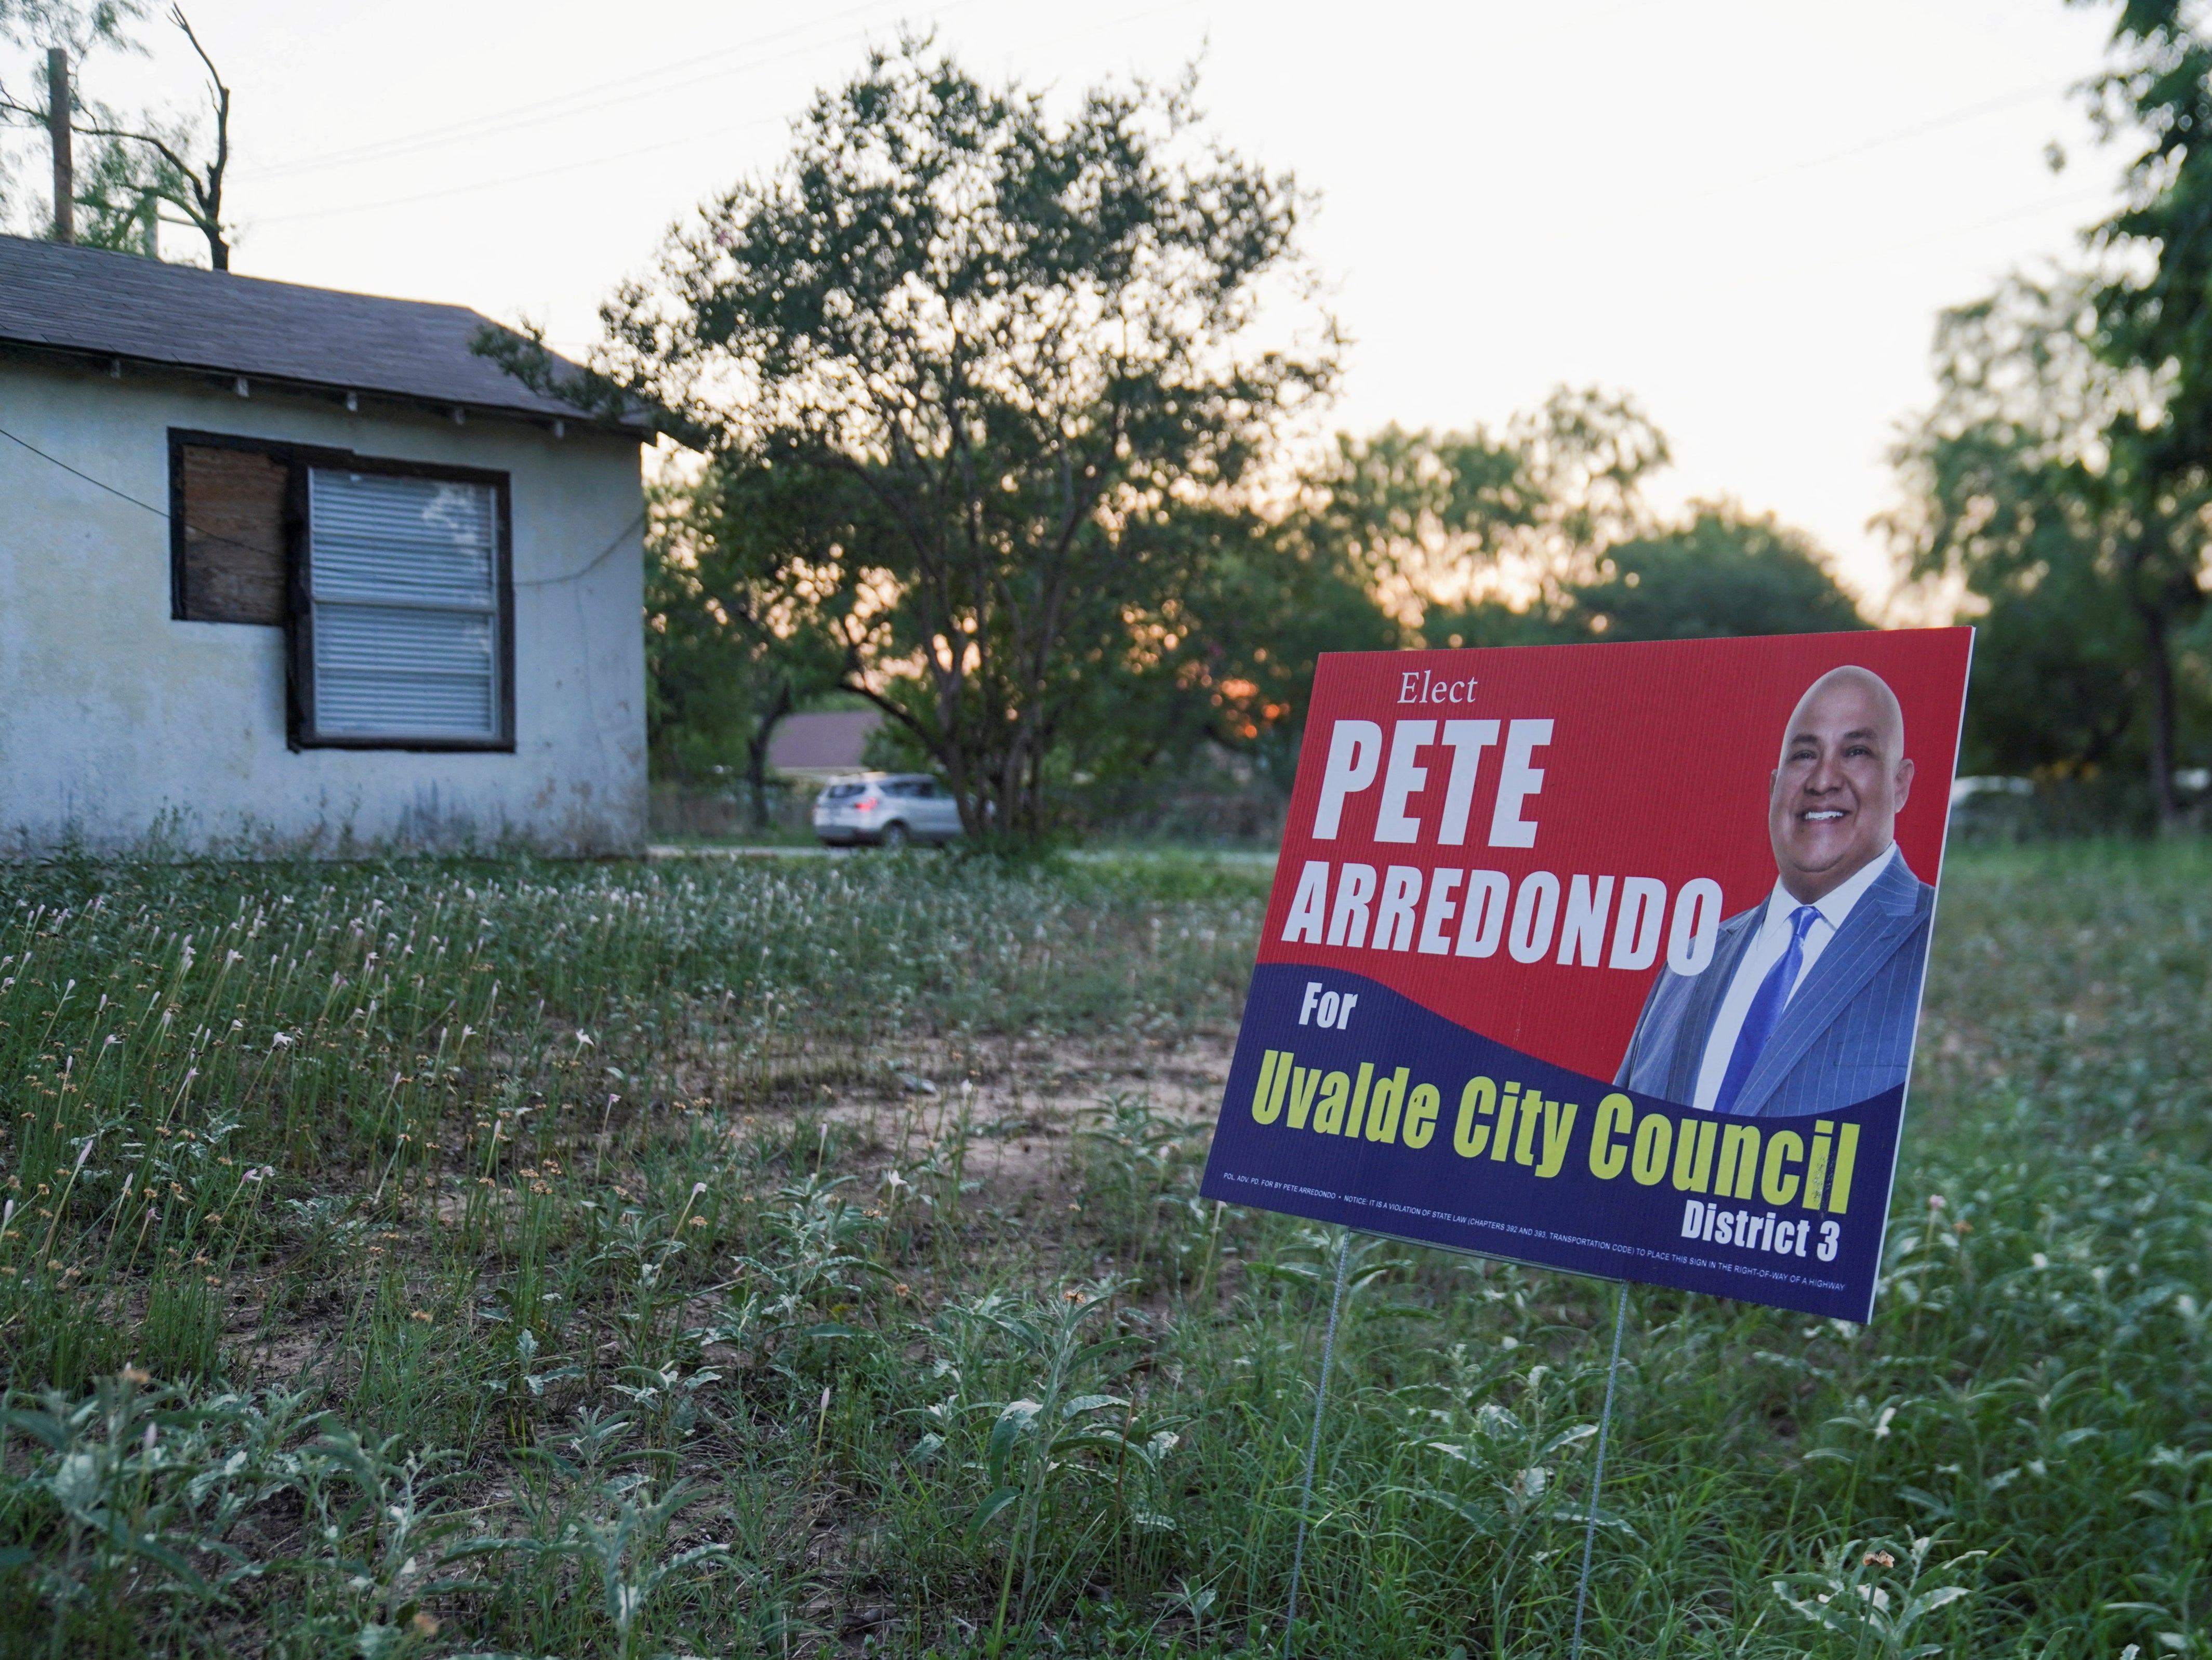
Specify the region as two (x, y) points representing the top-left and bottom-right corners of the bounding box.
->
(0, 234), (643, 432)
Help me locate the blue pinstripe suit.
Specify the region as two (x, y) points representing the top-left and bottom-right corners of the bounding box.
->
(1613, 854), (1935, 1117)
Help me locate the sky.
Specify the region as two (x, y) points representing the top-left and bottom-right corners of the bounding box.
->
(6, 0), (2128, 608)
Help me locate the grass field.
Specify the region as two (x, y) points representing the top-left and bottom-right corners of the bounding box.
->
(0, 842), (2207, 1658)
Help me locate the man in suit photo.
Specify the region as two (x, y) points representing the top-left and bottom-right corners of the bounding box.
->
(1615, 665), (1937, 1118)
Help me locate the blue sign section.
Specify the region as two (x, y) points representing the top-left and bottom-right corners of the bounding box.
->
(1200, 964), (1899, 1322)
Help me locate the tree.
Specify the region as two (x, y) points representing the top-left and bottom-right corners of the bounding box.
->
(1881, 4), (2212, 819)
(0, 1), (138, 50)
(1955, 555), (2148, 777)
(0, 4), (232, 266)
(1570, 506), (1867, 642)
(2059, 0), (2212, 820)
(1035, 500), (1401, 806)
(1160, 508), (1402, 770)
(648, 463), (858, 830)
(1288, 421), (1531, 622)
(488, 39), (1331, 841)
(1423, 503), (1864, 649)
(976, 392), (1658, 816)
(68, 125), (160, 249)
(0, 0), (137, 234)
(1302, 399), (1859, 653)
(67, 6), (230, 268)
(1290, 390), (1670, 628)
(1283, 389), (1707, 649)
(1885, 271), (2208, 793)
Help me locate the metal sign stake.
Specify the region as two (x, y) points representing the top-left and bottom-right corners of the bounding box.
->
(1570, 1279), (1632, 1660)
(1280, 1228), (1352, 1660)
(1278, 1240), (1630, 1659)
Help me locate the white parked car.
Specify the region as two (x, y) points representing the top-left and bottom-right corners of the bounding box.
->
(812, 773), (965, 848)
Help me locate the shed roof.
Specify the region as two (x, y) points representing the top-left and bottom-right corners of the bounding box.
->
(767, 711), (884, 775)
(0, 234), (645, 433)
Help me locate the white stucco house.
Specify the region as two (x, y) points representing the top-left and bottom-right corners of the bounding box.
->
(0, 234), (650, 857)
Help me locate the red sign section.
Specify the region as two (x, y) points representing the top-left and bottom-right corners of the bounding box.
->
(1257, 630), (1971, 1075)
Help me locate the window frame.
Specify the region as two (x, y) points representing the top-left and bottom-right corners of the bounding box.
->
(167, 428), (516, 754)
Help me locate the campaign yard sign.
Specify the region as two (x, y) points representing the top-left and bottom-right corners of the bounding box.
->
(1200, 630), (1972, 1321)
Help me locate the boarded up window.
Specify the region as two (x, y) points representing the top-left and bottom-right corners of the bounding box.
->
(167, 428), (511, 750)
(176, 444), (289, 624)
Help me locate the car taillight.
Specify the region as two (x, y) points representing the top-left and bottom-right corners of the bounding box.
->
(856, 796), (880, 811)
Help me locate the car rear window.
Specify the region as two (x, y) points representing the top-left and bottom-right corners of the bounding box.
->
(824, 783), (867, 800)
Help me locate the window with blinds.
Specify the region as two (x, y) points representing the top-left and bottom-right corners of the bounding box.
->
(301, 469), (509, 746)
(166, 430), (513, 751)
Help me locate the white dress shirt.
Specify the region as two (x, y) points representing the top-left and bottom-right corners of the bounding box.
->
(1690, 843), (1900, 1113)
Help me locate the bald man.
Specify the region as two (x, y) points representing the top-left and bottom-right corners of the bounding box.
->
(1615, 666), (1937, 1118)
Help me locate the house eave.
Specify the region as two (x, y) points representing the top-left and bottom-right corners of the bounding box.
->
(0, 337), (652, 441)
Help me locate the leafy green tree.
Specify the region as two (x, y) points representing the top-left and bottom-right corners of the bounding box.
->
(1292, 391), (1669, 628)
(1960, 559), (2148, 776)
(2047, 0), (2212, 818)
(494, 39), (1330, 842)
(0, 0), (136, 234)
(67, 126), (161, 250)
(1291, 422), (1530, 613)
(1054, 503), (1401, 806)
(1169, 509), (1403, 769)
(0, 0), (138, 50)
(0, 4), (232, 265)
(1423, 504), (1864, 650)
(645, 470), (847, 830)
(817, 492), (1400, 828)
(1283, 394), (1858, 657)
(1886, 271), (2211, 794)
(68, 6), (231, 267)
(1416, 600), (1578, 651)
(1571, 506), (1867, 642)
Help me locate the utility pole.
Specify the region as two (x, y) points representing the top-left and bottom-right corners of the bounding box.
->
(47, 47), (72, 244)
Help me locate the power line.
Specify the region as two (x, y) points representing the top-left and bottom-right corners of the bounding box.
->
(1684, 75), (2080, 205)
(249, 2), (885, 178)
(248, 112), (785, 225)
(244, 0), (1187, 229)
(245, 0), (945, 183)
(516, 513), (647, 588)
(0, 421), (172, 524)
(0, 419), (642, 586)
(1743, 179), (2119, 287)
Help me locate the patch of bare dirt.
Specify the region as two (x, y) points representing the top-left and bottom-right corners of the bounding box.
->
(784, 1028), (1235, 1213)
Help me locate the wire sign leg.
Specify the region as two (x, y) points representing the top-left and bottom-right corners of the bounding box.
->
(1570, 1280), (1632, 1660)
(1281, 1230), (1352, 1660)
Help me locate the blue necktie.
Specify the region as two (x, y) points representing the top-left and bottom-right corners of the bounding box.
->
(1712, 905), (1822, 1116)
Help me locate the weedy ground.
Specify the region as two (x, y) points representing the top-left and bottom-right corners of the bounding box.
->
(0, 841), (2205, 1659)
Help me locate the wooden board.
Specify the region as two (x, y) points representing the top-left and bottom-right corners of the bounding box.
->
(179, 444), (287, 625)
